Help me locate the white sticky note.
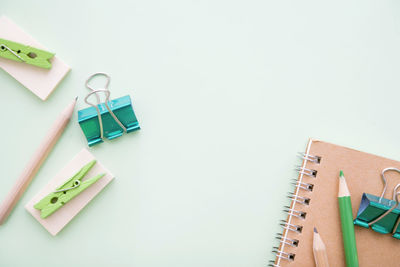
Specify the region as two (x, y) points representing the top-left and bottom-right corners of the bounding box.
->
(0, 16), (70, 100)
(25, 149), (114, 236)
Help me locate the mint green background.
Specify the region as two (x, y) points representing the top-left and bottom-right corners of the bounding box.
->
(1, 1), (400, 266)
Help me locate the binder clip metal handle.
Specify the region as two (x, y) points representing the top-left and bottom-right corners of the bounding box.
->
(85, 72), (110, 93)
(84, 72), (128, 140)
(368, 183), (400, 228)
(355, 168), (400, 239)
(78, 73), (140, 146)
(379, 168), (400, 203)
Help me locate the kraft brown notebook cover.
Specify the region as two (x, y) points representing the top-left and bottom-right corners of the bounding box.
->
(272, 139), (400, 267)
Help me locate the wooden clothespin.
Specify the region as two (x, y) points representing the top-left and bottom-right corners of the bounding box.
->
(0, 16), (70, 100)
(0, 38), (54, 69)
(34, 160), (105, 219)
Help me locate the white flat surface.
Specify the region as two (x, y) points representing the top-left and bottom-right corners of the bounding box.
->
(1, 1), (400, 266)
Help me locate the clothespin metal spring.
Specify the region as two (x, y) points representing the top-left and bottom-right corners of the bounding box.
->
(34, 160), (104, 218)
(54, 180), (81, 193)
(0, 38), (54, 69)
(0, 43), (25, 62)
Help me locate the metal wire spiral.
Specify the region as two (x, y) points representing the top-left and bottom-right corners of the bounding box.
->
(269, 152), (320, 267)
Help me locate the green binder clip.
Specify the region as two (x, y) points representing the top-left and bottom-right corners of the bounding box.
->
(78, 73), (140, 147)
(34, 160), (104, 219)
(0, 38), (54, 69)
(354, 168), (400, 239)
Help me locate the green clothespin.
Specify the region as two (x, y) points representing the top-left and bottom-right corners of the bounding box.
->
(0, 38), (54, 69)
(34, 160), (105, 218)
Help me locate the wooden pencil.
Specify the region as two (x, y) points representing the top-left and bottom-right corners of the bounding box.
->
(0, 97), (77, 225)
(313, 227), (330, 267)
(338, 170), (359, 267)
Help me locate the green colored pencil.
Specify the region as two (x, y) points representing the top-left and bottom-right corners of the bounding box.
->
(338, 170), (359, 267)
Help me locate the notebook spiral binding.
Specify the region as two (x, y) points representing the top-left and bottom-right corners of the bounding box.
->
(268, 152), (321, 267)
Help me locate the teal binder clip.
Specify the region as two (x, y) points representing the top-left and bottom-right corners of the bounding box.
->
(0, 38), (54, 69)
(34, 160), (104, 218)
(78, 73), (140, 147)
(354, 168), (400, 239)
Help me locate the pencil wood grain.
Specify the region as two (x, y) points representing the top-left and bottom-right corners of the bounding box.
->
(313, 227), (330, 267)
(0, 98), (77, 225)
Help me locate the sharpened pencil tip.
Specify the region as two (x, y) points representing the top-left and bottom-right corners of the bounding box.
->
(340, 170), (344, 177)
(314, 227), (318, 233)
(75, 96), (78, 101)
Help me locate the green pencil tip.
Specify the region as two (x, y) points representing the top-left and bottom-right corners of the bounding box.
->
(340, 170), (344, 177)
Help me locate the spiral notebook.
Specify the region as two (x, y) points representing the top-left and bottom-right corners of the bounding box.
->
(271, 139), (400, 267)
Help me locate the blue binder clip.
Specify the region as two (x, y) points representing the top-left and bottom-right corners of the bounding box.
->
(354, 168), (400, 239)
(78, 73), (140, 146)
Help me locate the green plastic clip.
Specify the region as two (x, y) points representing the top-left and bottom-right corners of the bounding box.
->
(34, 160), (104, 218)
(354, 168), (400, 239)
(0, 38), (54, 69)
(78, 73), (140, 147)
